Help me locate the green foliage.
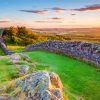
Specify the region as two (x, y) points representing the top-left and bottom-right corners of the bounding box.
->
(0, 58), (18, 83)
(3, 26), (71, 46)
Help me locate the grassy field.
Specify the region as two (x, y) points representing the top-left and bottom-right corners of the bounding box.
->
(26, 51), (100, 100)
(0, 47), (100, 100)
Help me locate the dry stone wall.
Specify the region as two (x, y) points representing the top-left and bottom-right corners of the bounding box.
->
(25, 40), (100, 67)
(0, 38), (13, 55)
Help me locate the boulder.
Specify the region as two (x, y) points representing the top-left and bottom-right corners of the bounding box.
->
(10, 54), (21, 64)
(17, 65), (29, 74)
(14, 71), (65, 100)
(0, 95), (10, 100)
(9, 53), (33, 64)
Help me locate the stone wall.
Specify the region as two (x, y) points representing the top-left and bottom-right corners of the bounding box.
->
(0, 38), (13, 55)
(24, 40), (100, 67)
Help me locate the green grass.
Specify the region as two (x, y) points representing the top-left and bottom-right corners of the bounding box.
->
(7, 45), (24, 52)
(0, 58), (18, 84)
(0, 45), (24, 56)
(26, 51), (100, 100)
(0, 49), (5, 56)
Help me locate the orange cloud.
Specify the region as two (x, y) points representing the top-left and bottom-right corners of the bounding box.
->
(72, 4), (100, 11)
(20, 9), (48, 14)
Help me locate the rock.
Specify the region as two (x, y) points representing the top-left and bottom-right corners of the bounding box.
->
(0, 95), (10, 100)
(15, 71), (65, 100)
(0, 38), (14, 55)
(18, 65), (29, 74)
(10, 54), (21, 64)
(9, 53), (33, 65)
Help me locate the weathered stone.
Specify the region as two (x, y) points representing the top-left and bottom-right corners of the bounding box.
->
(10, 54), (21, 62)
(0, 95), (10, 100)
(0, 38), (14, 55)
(15, 71), (65, 100)
(18, 65), (29, 74)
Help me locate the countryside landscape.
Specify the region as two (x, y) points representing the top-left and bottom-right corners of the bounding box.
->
(0, 0), (100, 100)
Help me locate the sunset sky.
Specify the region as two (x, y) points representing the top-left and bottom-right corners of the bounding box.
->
(0, 0), (100, 28)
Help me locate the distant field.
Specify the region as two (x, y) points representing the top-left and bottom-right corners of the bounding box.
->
(26, 51), (100, 100)
(70, 35), (100, 43)
(64, 32), (100, 43)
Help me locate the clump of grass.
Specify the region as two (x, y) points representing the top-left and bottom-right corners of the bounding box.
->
(0, 49), (5, 56)
(35, 63), (50, 71)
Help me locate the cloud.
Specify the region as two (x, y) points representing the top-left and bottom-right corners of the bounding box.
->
(70, 14), (76, 16)
(48, 7), (66, 13)
(35, 20), (62, 23)
(49, 17), (63, 20)
(72, 4), (100, 11)
(20, 9), (48, 14)
(0, 19), (10, 23)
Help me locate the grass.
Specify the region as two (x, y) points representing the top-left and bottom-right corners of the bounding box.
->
(26, 51), (100, 100)
(0, 45), (24, 55)
(7, 45), (24, 52)
(0, 49), (5, 56)
(0, 58), (17, 84)
(0, 47), (100, 100)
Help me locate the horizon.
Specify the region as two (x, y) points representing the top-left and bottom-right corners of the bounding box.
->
(0, 0), (100, 28)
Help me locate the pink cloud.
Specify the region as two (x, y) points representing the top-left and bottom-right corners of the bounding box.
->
(72, 4), (100, 11)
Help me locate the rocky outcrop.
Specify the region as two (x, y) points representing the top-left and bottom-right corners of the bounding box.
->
(12, 71), (65, 100)
(24, 40), (100, 67)
(0, 53), (65, 100)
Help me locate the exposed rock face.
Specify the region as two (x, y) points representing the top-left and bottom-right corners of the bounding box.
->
(15, 71), (64, 100)
(24, 40), (100, 67)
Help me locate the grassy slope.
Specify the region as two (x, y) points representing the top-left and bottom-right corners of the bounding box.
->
(26, 51), (100, 100)
(0, 58), (17, 84)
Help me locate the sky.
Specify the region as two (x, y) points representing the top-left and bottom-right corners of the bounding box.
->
(0, 0), (100, 28)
